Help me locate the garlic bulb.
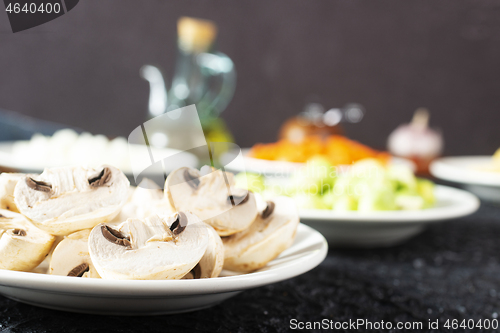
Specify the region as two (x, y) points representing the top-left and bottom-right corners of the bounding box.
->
(387, 108), (443, 173)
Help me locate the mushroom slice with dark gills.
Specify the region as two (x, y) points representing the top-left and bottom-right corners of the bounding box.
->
(14, 165), (130, 236)
(182, 222), (224, 279)
(223, 196), (299, 273)
(164, 167), (258, 236)
(89, 212), (209, 280)
(0, 209), (55, 271)
(49, 229), (100, 278)
(196, 223), (224, 278)
(0, 172), (29, 212)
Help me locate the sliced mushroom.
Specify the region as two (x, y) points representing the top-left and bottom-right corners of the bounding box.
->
(169, 211), (188, 235)
(49, 229), (100, 278)
(113, 178), (172, 222)
(88, 212), (209, 280)
(261, 201), (275, 219)
(227, 193), (250, 206)
(0, 209), (56, 272)
(164, 167), (258, 236)
(26, 177), (52, 193)
(14, 165), (130, 235)
(223, 196), (299, 273)
(185, 222), (224, 279)
(88, 167), (112, 188)
(12, 228), (26, 236)
(30, 235), (65, 274)
(101, 225), (132, 247)
(182, 218), (218, 280)
(183, 168), (200, 189)
(67, 263), (89, 277)
(0, 173), (27, 212)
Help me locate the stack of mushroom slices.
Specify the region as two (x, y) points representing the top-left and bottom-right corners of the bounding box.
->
(165, 166), (300, 274)
(0, 165), (299, 280)
(0, 165), (128, 273)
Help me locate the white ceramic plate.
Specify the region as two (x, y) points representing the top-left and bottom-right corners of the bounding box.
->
(430, 156), (500, 203)
(221, 148), (414, 176)
(220, 148), (303, 176)
(0, 141), (198, 185)
(430, 156), (500, 186)
(0, 224), (327, 316)
(299, 185), (479, 248)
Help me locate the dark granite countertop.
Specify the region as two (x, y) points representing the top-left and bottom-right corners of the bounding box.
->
(1, 200), (499, 333)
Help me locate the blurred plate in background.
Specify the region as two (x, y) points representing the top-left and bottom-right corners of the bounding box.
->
(299, 185), (479, 248)
(221, 148), (302, 176)
(430, 156), (500, 203)
(0, 141), (199, 186)
(430, 156), (500, 186)
(221, 148), (415, 176)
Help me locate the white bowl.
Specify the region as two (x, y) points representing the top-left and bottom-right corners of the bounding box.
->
(299, 185), (479, 248)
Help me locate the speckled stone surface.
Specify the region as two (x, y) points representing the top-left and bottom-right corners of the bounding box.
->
(1, 201), (499, 333)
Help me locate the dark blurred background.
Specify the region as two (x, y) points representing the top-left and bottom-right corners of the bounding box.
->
(1, 0), (499, 155)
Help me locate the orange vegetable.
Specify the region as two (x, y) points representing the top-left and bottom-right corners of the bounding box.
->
(250, 135), (390, 166)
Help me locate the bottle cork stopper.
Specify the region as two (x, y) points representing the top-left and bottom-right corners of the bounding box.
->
(178, 17), (217, 53)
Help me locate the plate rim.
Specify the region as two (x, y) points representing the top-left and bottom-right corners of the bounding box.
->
(430, 156), (500, 187)
(222, 148), (414, 175)
(298, 185), (480, 223)
(0, 223), (327, 297)
(0, 140), (199, 176)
